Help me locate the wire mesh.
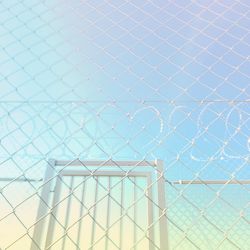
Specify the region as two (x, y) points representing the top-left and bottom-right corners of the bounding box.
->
(0, 0), (250, 249)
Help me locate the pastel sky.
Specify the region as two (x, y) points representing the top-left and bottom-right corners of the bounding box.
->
(0, 0), (249, 249)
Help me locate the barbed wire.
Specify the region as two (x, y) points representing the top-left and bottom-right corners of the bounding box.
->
(0, 0), (249, 249)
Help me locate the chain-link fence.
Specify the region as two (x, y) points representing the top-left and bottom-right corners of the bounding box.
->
(0, 0), (250, 249)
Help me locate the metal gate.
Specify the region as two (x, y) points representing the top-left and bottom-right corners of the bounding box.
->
(31, 159), (168, 250)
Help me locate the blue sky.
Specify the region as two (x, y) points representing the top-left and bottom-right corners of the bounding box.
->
(0, 1), (250, 249)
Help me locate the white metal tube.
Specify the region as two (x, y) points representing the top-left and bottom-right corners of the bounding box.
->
(133, 177), (137, 250)
(62, 177), (74, 250)
(0, 177), (42, 182)
(147, 175), (155, 250)
(90, 177), (98, 250)
(156, 159), (168, 250)
(76, 177), (86, 249)
(55, 160), (155, 167)
(173, 180), (250, 185)
(119, 178), (124, 249)
(61, 170), (150, 178)
(45, 175), (62, 249)
(105, 177), (111, 250)
(31, 159), (55, 250)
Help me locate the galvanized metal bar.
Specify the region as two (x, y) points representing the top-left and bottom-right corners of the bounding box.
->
(0, 177), (42, 182)
(147, 174), (155, 250)
(119, 178), (124, 249)
(45, 175), (62, 249)
(76, 176), (86, 249)
(90, 177), (99, 250)
(55, 160), (156, 167)
(31, 159), (56, 250)
(173, 180), (250, 185)
(105, 177), (111, 250)
(156, 159), (168, 250)
(133, 177), (137, 250)
(62, 177), (74, 250)
(61, 170), (150, 178)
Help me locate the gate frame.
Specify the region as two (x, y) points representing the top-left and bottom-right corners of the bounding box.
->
(31, 159), (168, 250)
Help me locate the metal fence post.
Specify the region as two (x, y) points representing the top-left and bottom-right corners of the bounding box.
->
(156, 159), (168, 250)
(30, 159), (56, 250)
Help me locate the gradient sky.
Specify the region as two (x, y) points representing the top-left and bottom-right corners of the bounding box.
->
(0, 0), (250, 249)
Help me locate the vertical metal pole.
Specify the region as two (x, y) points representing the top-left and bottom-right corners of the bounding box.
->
(147, 174), (155, 250)
(119, 178), (124, 250)
(76, 176), (86, 249)
(62, 177), (74, 250)
(45, 174), (62, 249)
(105, 177), (111, 250)
(156, 159), (168, 250)
(90, 177), (99, 249)
(133, 177), (137, 250)
(31, 159), (56, 250)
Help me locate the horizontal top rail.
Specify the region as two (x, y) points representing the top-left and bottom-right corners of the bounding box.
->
(0, 100), (249, 103)
(61, 170), (151, 177)
(0, 177), (42, 182)
(54, 160), (157, 167)
(173, 180), (250, 185)
(1, 177), (250, 184)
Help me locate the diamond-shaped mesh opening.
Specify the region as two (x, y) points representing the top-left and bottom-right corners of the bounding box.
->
(1, 0), (250, 249)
